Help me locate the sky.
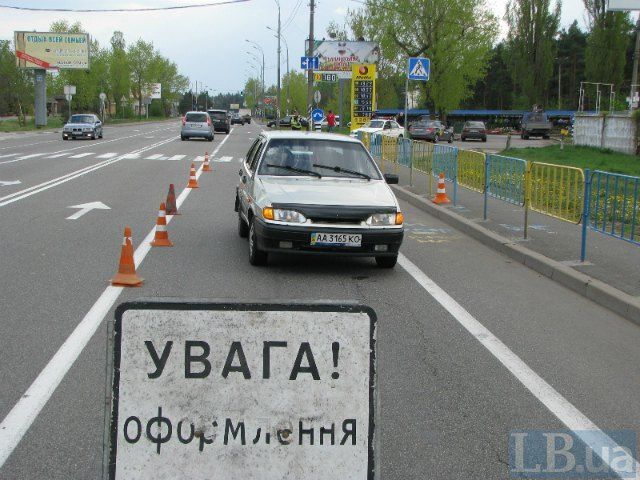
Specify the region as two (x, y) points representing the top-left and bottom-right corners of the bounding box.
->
(1, 0), (593, 94)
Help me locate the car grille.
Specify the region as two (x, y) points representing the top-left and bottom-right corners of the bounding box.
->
(271, 204), (396, 224)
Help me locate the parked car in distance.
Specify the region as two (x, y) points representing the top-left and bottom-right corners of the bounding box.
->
(520, 111), (552, 139)
(181, 111), (213, 141)
(231, 113), (245, 125)
(350, 119), (404, 138)
(266, 115), (309, 128)
(62, 114), (103, 140)
(235, 131), (404, 268)
(239, 108), (252, 124)
(207, 109), (230, 134)
(409, 120), (453, 143)
(461, 121), (487, 142)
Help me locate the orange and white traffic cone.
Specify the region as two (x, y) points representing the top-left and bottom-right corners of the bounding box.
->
(150, 202), (173, 247)
(110, 226), (144, 287)
(432, 173), (451, 204)
(187, 163), (199, 188)
(202, 151), (212, 172)
(165, 183), (179, 215)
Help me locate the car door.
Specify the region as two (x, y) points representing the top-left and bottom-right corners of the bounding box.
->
(238, 139), (261, 216)
(389, 121), (403, 137)
(244, 138), (267, 215)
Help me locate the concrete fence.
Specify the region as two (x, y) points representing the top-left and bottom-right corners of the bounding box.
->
(574, 113), (637, 155)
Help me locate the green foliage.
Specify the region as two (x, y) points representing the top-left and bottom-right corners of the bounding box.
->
(0, 40), (32, 117)
(506, 0), (561, 108)
(352, 0), (498, 115)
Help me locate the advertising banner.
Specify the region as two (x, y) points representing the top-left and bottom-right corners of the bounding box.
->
(14, 31), (90, 70)
(309, 40), (380, 79)
(107, 300), (377, 479)
(149, 83), (161, 99)
(351, 64), (376, 131)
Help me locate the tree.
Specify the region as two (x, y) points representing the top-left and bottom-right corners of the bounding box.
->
(110, 31), (130, 115)
(0, 40), (32, 118)
(554, 21), (587, 109)
(350, 0), (498, 116)
(465, 42), (514, 109)
(583, 0), (632, 93)
(127, 39), (155, 117)
(506, 0), (561, 108)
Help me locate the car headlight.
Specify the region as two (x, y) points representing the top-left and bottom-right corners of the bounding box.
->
(366, 212), (404, 226)
(83, 127), (93, 132)
(263, 207), (307, 223)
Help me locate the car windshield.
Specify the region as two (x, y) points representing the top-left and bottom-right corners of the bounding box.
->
(258, 139), (381, 180)
(208, 111), (226, 120)
(524, 112), (548, 122)
(69, 115), (94, 124)
(411, 122), (429, 128)
(426, 121), (441, 128)
(468, 122), (485, 128)
(186, 113), (208, 122)
(364, 120), (385, 128)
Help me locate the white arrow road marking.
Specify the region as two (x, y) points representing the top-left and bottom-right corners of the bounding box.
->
(69, 152), (94, 159)
(66, 201), (110, 220)
(0, 130), (234, 468)
(0, 180), (21, 187)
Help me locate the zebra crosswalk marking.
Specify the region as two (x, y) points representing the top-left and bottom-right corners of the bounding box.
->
(167, 155), (186, 161)
(96, 153), (118, 159)
(145, 154), (163, 160)
(46, 153), (68, 159)
(69, 153), (94, 158)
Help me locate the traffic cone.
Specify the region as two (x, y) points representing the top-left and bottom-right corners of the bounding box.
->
(432, 173), (451, 204)
(202, 151), (212, 172)
(187, 163), (199, 188)
(165, 183), (179, 215)
(150, 202), (173, 247)
(110, 226), (143, 287)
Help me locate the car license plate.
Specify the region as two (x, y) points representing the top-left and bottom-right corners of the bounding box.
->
(310, 233), (362, 247)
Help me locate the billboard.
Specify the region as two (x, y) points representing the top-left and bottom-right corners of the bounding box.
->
(14, 31), (90, 70)
(607, 0), (640, 9)
(351, 64), (376, 131)
(148, 83), (162, 99)
(308, 40), (380, 79)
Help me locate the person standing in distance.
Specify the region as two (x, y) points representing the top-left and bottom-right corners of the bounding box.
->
(327, 110), (336, 133)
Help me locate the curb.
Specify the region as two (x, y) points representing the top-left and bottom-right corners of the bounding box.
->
(392, 185), (640, 325)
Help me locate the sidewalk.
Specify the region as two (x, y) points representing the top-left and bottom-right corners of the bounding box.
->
(387, 162), (640, 299)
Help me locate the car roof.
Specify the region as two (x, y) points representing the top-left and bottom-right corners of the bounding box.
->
(185, 111), (207, 114)
(207, 109), (226, 112)
(259, 131), (361, 144)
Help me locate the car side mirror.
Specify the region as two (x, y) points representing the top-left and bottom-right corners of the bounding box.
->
(384, 173), (399, 184)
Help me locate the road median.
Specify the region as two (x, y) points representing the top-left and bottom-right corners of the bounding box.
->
(393, 184), (640, 325)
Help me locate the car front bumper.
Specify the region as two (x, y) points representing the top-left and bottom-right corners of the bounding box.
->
(253, 218), (403, 257)
(63, 131), (94, 138)
(181, 128), (212, 137)
(462, 132), (486, 139)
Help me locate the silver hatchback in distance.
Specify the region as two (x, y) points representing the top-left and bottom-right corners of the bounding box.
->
(181, 111), (214, 141)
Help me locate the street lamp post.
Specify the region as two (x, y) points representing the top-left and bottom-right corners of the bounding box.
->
(267, 26), (289, 114)
(275, 0), (281, 126)
(246, 40), (265, 119)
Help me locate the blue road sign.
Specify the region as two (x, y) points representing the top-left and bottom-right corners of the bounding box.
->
(312, 108), (324, 122)
(301, 56), (319, 70)
(408, 57), (430, 81)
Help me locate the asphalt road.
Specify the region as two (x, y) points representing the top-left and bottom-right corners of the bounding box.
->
(1, 120), (639, 479)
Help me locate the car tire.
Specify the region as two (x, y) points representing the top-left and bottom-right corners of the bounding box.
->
(448, 136), (453, 143)
(482, 137), (487, 142)
(181, 136), (186, 141)
(226, 129), (230, 134)
(208, 136), (213, 142)
(99, 131), (103, 139)
(238, 213), (249, 238)
(248, 218), (268, 266)
(375, 255), (397, 268)
(461, 137), (465, 142)
(62, 137), (68, 140)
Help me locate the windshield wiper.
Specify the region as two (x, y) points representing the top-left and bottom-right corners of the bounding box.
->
(313, 163), (370, 180)
(265, 163), (322, 178)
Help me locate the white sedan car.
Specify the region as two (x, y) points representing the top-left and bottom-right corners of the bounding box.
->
(350, 119), (405, 138)
(235, 131), (405, 268)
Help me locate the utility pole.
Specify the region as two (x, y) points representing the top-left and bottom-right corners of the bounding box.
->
(306, 0), (315, 131)
(631, 16), (640, 110)
(558, 62), (561, 110)
(276, 0), (281, 128)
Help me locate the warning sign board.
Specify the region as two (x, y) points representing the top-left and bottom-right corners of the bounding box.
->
(107, 300), (377, 479)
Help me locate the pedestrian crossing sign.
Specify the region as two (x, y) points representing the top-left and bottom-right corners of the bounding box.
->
(407, 57), (430, 81)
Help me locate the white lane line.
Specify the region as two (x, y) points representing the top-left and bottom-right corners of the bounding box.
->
(0, 126), (176, 165)
(46, 153), (68, 159)
(397, 253), (640, 479)
(144, 153), (163, 160)
(0, 153), (19, 158)
(167, 154), (185, 161)
(0, 130), (233, 468)
(96, 153), (118, 159)
(122, 154), (140, 159)
(69, 152), (94, 159)
(0, 137), (177, 208)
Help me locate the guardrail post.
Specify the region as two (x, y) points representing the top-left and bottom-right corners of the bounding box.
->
(483, 154), (489, 220)
(453, 148), (458, 206)
(409, 140), (414, 187)
(580, 168), (591, 262)
(524, 162), (532, 239)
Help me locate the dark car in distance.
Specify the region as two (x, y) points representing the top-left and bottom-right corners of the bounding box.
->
(207, 109), (231, 134)
(461, 121), (487, 142)
(266, 115), (309, 129)
(231, 113), (245, 125)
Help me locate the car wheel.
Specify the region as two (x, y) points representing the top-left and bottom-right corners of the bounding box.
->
(226, 129), (230, 134)
(248, 218), (268, 266)
(524, 134), (529, 140)
(375, 255), (397, 268)
(461, 137), (465, 142)
(208, 135), (214, 142)
(238, 213), (249, 238)
(482, 137), (487, 142)
(62, 136), (68, 140)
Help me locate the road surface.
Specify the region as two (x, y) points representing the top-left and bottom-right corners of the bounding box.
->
(0, 120), (638, 479)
